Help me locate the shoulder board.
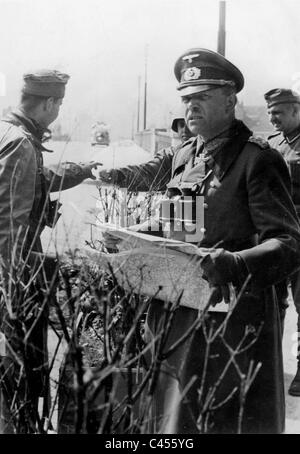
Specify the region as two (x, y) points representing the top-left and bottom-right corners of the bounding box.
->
(267, 131), (281, 140)
(247, 135), (270, 149)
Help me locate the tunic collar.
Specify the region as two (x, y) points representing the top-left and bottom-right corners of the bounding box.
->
(171, 120), (252, 180)
(2, 109), (53, 152)
(284, 125), (300, 144)
(208, 120), (252, 180)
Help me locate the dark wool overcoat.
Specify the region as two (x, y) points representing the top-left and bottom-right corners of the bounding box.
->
(145, 120), (300, 434)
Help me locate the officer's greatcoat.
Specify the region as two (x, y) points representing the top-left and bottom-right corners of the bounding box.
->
(145, 120), (300, 434)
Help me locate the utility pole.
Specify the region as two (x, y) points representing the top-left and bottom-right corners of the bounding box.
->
(143, 44), (148, 130)
(217, 1), (226, 56)
(137, 75), (141, 132)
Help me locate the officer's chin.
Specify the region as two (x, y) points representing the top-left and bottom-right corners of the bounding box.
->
(187, 123), (201, 136)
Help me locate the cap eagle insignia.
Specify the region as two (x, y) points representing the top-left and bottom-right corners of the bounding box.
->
(182, 53), (200, 63)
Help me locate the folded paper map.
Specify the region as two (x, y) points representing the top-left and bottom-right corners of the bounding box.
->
(83, 224), (219, 311)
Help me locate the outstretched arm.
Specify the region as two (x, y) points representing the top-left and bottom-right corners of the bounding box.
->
(43, 161), (102, 192)
(99, 147), (175, 192)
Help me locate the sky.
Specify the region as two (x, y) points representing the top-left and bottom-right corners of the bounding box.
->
(0, 0), (300, 139)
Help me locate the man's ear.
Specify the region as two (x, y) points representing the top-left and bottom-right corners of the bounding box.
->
(225, 93), (236, 113)
(44, 97), (54, 112)
(292, 104), (300, 117)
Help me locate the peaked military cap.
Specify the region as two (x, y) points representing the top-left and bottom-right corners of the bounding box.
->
(174, 48), (244, 96)
(264, 88), (300, 108)
(171, 117), (185, 133)
(22, 69), (70, 98)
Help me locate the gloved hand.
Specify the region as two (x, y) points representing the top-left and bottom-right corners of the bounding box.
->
(207, 285), (230, 306)
(98, 169), (116, 184)
(80, 161), (103, 179)
(200, 248), (248, 305)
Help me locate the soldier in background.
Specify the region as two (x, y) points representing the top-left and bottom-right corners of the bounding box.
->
(0, 70), (101, 433)
(171, 116), (193, 144)
(265, 88), (300, 396)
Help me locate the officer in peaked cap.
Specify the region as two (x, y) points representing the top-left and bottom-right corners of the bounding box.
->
(0, 70), (101, 433)
(143, 48), (300, 434)
(174, 47), (244, 96)
(172, 48), (245, 142)
(265, 87), (300, 398)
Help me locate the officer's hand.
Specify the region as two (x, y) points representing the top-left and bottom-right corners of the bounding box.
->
(207, 284), (231, 306)
(200, 248), (242, 284)
(81, 161), (103, 179)
(101, 232), (121, 252)
(200, 248), (247, 304)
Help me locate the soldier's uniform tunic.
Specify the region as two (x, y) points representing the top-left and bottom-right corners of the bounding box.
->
(268, 129), (300, 332)
(0, 109), (93, 432)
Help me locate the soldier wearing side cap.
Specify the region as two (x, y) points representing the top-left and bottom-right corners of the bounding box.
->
(0, 70), (101, 433)
(102, 48), (300, 433)
(264, 88), (300, 397)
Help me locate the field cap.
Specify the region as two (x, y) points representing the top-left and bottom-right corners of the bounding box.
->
(22, 69), (70, 98)
(264, 88), (300, 108)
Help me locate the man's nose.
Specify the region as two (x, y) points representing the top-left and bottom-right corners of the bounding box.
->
(188, 101), (200, 112)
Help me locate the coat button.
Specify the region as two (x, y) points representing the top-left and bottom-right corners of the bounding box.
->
(203, 203), (208, 209)
(200, 228), (206, 233)
(209, 181), (216, 188)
